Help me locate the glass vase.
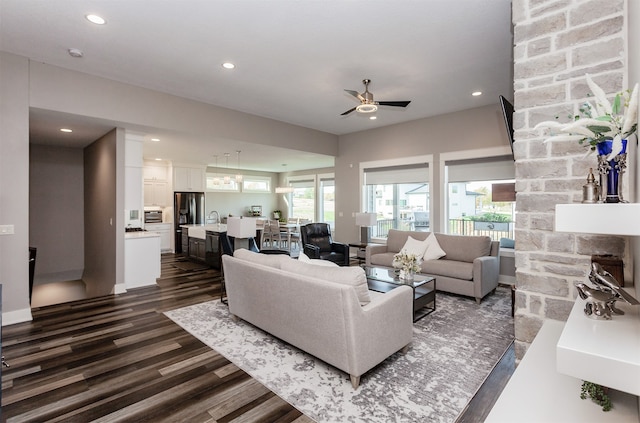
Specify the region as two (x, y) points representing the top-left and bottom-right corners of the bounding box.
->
(399, 269), (414, 282)
(596, 139), (627, 203)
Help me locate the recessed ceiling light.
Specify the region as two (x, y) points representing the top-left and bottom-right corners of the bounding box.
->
(151, 138), (160, 142)
(369, 116), (377, 120)
(86, 14), (106, 25)
(60, 128), (73, 133)
(68, 48), (84, 58)
(222, 62), (236, 69)
(472, 91), (482, 97)
(155, 158), (162, 161)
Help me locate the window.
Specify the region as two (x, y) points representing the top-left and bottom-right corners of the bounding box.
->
(206, 173), (239, 192)
(363, 163), (430, 239)
(290, 178), (315, 222)
(445, 156), (515, 241)
(319, 176), (335, 229)
(242, 175), (271, 193)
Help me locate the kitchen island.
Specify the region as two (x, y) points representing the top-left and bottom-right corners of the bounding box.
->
(124, 231), (161, 289)
(180, 224), (227, 269)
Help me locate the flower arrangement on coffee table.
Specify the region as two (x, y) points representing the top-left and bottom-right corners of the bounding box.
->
(392, 250), (422, 281)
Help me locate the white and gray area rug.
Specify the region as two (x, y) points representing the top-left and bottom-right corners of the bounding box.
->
(165, 286), (514, 423)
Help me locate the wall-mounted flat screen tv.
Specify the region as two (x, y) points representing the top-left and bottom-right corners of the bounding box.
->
(499, 95), (515, 159)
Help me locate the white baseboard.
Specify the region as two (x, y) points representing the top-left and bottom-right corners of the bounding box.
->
(113, 283), (127, 295)
(2, 308), (33, 326)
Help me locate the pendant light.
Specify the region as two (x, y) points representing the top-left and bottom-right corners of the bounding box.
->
(213, 155), (221, 185)
(224, 153), (231, 184)
(235, 150), (243, 183)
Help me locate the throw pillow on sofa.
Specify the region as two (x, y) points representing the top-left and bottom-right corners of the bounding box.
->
(280, 259), (371, 305)
(400, 236), (428, 259)
(422, 232), (447, 261)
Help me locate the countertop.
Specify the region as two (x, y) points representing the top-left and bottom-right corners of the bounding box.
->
(125, 231), (161, 239)
(180, 223), (228, 232)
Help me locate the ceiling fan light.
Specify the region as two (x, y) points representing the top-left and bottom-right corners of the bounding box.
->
(356, 104), (378, 114)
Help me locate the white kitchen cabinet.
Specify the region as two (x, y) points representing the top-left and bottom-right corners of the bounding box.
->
(143, 163), (168, 181)
(125, 166), (143, 211)
(143, 180), (168, 207)
(124, 232), (161, 289)
(145, 223), (172, 251)
(174, 165), (205, 192)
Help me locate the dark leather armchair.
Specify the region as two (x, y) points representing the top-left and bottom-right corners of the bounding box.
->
(300, 223), (349, 266)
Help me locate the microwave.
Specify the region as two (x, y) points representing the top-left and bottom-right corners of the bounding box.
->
(144, 210), (163, 223)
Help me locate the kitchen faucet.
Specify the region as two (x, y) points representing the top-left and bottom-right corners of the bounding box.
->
(208, 210), (220, 225)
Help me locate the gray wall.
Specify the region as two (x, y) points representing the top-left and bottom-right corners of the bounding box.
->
(82, 128), (124, 298)
(29, 145), (85, 284)
(334, 104), (511, 243)
(0, 52), (31, 322)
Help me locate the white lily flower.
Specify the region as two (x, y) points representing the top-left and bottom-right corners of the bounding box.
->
(542, 134), (586, 143)
(561, 118), (616, 132)
(558, 122), (596, 138)
(586, 74), (612, 115)
(534, 120), (563, 129)
(621, 82), (639, 136)
(606, 134), (624, 161)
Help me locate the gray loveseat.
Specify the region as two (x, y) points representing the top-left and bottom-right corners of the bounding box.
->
(222, 249), (413, 389)
(366, 229), (500, 303)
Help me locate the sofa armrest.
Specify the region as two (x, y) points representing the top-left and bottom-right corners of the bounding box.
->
(348, 286), (414, 376)
(331, 241), (349, 255)
(303, 243), (321, 259)
(473, 255), (500, 301)
(365, 243), (388, 265)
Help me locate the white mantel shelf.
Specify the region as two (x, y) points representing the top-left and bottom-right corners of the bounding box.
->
(555, 203), (640, 235)
(556, 297), (640, 396)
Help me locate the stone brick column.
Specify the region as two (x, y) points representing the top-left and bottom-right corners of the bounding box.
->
(512, 0), (628, 358)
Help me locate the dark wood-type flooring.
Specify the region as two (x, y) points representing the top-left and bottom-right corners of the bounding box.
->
(1, 254), (514, 422)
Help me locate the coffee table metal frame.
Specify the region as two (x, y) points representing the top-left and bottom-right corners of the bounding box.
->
(363, 266), (436, 322)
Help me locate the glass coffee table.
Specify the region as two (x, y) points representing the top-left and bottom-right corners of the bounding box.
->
(363, 266), (436, 322)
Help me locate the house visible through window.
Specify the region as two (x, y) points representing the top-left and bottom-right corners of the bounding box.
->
(363, 164), (430, 239)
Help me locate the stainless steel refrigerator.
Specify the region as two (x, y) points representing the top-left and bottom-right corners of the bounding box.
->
(174, 192), (205, 253)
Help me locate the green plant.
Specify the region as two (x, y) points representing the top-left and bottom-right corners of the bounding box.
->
(463, 212), (512, 222)
(580, 381), (612, 412)
(535, 74), (638, 156)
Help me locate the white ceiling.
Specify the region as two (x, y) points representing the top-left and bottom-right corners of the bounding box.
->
(1, 0), (514, 172)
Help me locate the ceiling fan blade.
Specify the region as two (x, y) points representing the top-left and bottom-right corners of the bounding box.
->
(340, 107), (357, 116)
(344, 89), (365, 102)
(377, 101), (411, 108)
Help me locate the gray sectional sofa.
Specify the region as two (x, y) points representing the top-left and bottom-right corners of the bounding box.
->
(222, 249), (414, 389)
(366, 229), (500, 303)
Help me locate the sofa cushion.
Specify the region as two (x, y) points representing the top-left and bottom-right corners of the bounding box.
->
(298, 251), (339, 267)
(434, 233), (491, 263)
(281, 259), (371, 305)
(370, 252), (396, 267)
(233, 248), (291, 269)
(400, 236), (428, 259)
(422, 259), (474, 280)
(422, 232), (446, 261)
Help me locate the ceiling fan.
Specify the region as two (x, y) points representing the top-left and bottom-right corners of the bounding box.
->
(341, 79), (411, 116)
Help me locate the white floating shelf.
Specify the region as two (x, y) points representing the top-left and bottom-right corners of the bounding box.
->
(555, 203), (640, 236)
(556, 297), (640, 396)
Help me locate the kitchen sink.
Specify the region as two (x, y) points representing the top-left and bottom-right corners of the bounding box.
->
(188, 226), (207, 240)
